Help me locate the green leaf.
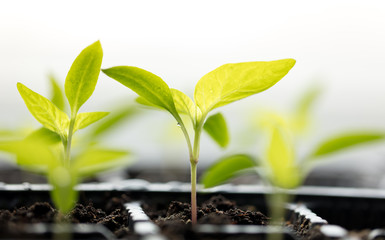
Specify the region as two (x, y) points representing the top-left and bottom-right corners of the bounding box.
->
(14, 138), (60, 174)
(74, 112), (109, 132)
(136, 96), (164, 109)
(88, 106), (137, 139)
(73, 148), (130, 177)
(171, 89), (201, 125)
(17, 83), (69, 137)
(203, 113), (229, 148)
(266, 126), (301, 189)
(49, 74), (66, 112)
(25, 128), (61, 145)
(48, 166), (77, 214)
(102, 66), (181, 120)
(201, 154), (257, 188)
(65, 41), (103, 114)
(0, 140), (20, 155)
(194, 59), (296, 115)
(309, 132), (385, 159)
(291, 86), (321, 133)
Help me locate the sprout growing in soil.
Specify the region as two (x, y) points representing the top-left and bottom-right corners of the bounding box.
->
(102, 59), (296, 224)
(201, 88), (384, 227)
(0, 41), (129, 214)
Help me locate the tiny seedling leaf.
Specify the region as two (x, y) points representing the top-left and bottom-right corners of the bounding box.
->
(171, 89), (201, 125)
(201, 154), (257, 188)
(17, 83), (69, 137)
(102, 66), (181, 120)
(309, 132), (385, 159)
(194, 59), (296, 114)
(65, 41), (103, 114)
(73, 148), (129, 177)
(74, 112), (109, 132)
(266, 126), (301, 189)
(203, 113), (229, 148)
(88, 106), (137, 139)
(291, 86), (321, 133)
(49, 74), (66, 112)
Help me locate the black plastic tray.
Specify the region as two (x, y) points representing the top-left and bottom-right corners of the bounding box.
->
(1, 180), (385, 239)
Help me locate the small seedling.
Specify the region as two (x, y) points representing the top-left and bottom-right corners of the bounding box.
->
(202, 89), (384, 227)
(0, 41), (129, 214)
(102, 59), (296, 224)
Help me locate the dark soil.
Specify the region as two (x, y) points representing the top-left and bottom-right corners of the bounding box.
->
(143, 195), (269, 240)
(0, 195), (131, 239)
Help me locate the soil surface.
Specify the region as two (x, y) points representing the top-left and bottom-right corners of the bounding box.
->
(0, 195), (131, 239)
(143, 195), (269, 240)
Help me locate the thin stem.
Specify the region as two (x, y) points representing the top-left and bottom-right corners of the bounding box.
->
(266, 188), (291, 240)
(190, 162), (197, 225)
(175, 114), (205, 225)
(189, 119), (204, 224)
(65, 115), (76, 166)
(192, 118), (205, 164)
(178, 120), (193, 160)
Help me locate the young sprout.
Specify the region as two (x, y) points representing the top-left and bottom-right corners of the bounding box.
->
(0, 41), (129, 214)
(201, 88), (384, 227)
(102, 59), (296, 224)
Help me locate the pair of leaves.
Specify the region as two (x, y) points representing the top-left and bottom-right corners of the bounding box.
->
(17, 41), (106, 140)
(18, 82), (109, 138)
(103, 59), (296, 149)
(104, 59), (296, 121)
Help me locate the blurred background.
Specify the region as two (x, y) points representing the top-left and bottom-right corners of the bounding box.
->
(1, 0), (385, 187)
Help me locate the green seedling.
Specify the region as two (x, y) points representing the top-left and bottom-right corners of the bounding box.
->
(0, 41), (129, 214)
(202, 89), (384, 228)
(102, 59), (296, 224)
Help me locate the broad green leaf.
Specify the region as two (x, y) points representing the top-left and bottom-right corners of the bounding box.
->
(65, 41), (103, 114)
(102, 66), (181, 120)
(15, 139), (60, 174)
(49, 74), (66, 112)
(194, 59), (296, 114)
(25, 127), (61, 145)
(0, 130), (15, 137)
(48, 166), (77, 214)
(203, 113), (229, 148)
(0, 140), (19, 155)
(17, 83), (69, 137)
(201, 154), (257, 188)
(266, 126), (301, 189)
(136, 96), (164, 109)
(0, 129), (24, 140)
(74, 112), (109, 132)
(171, 89), (201, 125)
(88, 106), (137, 139)
(73, 148), (129, 177)
(309, 132), (385, 159)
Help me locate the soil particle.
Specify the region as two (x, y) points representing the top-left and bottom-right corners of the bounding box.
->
(0, 195), (130, 239)
(144, 195), (269, 240)
(152, 195), (268, 225)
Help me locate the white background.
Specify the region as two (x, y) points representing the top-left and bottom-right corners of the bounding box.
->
(1, 1), (385, 184)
